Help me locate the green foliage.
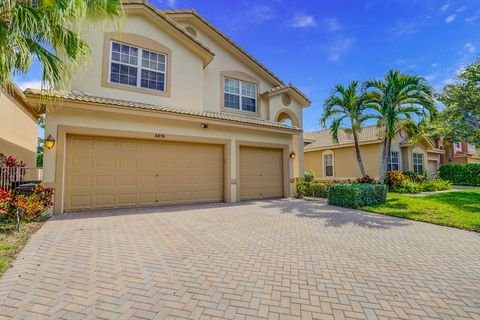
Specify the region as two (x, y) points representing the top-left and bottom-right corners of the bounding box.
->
(320, 81), (372, 176)
(296, 182), (330, 198)
(403, 171), (427, 183)
(439, 164), (480, 186)
(0, 0), (123, 89)
(384, 171), (406, 190)
(394, 180), (423, 194)
(429, 58), (480, 145)
(328, 184), (387, 208)
(392, 179), (451, 194)
(304, 170), (315, 183)
(363, 70), (436, 178)
(421, 180), (452, 192)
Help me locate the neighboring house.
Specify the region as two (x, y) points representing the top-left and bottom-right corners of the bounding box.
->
(0, 83), (39, 167)
(440, 140), (480, 164)
(24, 0), (310, 214)
(304, 125), (444, 181)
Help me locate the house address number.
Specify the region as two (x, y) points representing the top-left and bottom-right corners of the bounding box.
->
(154, 133), (166, 138)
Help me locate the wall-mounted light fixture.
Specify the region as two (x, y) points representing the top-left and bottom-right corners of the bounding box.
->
(289, 151), (296, 160)
(45, 134), (56, 149)
(201, 123), (209, 129)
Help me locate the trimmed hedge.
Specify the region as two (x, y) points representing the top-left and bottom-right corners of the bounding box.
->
(439, 164), (480, 186)
(328, 184), (387, 208)
(296, 182), (330, 198)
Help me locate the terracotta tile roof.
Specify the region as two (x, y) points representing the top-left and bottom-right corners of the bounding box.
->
(261, 84), (311, 106)
(24, 89), (302, 132)
(304, 125), (382, 150)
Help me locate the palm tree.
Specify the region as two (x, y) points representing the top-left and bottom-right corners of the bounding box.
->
(364, 70), (436, 179)
(321, 81), (372, 177)
(0, 0), (123, 90)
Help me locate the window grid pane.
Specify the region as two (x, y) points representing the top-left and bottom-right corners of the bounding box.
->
(224, 77), (257, 112)
(324, 154), (333, 177)
(388, 151), (399, 171)
(413, 153), (424, 173)
(110, 41), (166, 92)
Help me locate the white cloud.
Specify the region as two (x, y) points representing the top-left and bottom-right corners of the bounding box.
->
(424, 74), (437, 81)
(322, 18), (341, 32)
(431, 63), (439, 68)
(248, 5), (275, 22)
(388, 20), (421, 36)
(456, 6), (466, 13)
(325, 37), (355, 62)
(158, 0), (176, 8)
(445, 14), (456, 23)
(465, 42), (476, 53)
(465, 10), (480, 23)
(17, 80), (42, 91)
(440, 3), (449, 13)
(291, 14), (317, 28)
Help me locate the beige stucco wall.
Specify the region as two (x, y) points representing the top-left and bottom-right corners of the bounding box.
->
(71, 14), (205, 109)
(0, 90), (38, 167)
(43, 104), (299, 213)
(304, 143), (382, 180)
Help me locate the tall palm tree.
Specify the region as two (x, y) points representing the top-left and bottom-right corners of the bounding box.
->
(364, 70), (436, 179)
(321, 81), (372, 177)
(0, 0), (123, 90)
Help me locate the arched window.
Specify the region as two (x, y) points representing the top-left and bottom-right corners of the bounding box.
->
(274, 109), (300, 128)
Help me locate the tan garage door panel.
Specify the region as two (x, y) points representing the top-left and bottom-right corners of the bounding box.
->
(65, 135), (224, 211)
(240, 146), (283, 200)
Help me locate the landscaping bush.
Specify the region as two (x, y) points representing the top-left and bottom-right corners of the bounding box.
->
(328, 184), (387, 208)
(384, 171), (406, 191)
(439, 164), (480, 186)
(0, 185), (53, 223)
(296, 181), (330, 198)
(403, 171), (427, 183)
(304, 170), (315, 183)
(421, 180), (452, 192)
(355, 175), (378, 184)
(394, 180), (423, 194)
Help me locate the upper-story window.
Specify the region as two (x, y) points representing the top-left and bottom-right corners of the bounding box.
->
(109, 41), (167, 92)
(388, 151), (400, 171)
(454, 142), (462, 151)
(224, 78), (257, 113)
(413, 152), (424, 173)
(468, 143), (475, 153)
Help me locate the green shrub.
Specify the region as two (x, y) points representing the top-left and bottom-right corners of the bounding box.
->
(403, 171), (427, 183)
(328, 184), (387, 208)
(296, 182), (330, 198)
(384, 171), (406, 190)
(304, 170), (315, 183)
(421, 180), (452, 192)
(439, 164), (480, 186)
(393, 180), (423, 194)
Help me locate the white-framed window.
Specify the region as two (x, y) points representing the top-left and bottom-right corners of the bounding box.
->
(324, 153), (333, 177)
(109, 41), (167, 92)
(388, 151), (400, 171)
(413, 153), (424, 173)
(467, 143), (475, 153)
(454, 142), (462, 152)
(224, 77), (257, 113)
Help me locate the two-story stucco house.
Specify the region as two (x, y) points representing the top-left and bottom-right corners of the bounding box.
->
(441, 141), (480, 164)
(24, 0), (310, 214)
(304, 126), (444, 181)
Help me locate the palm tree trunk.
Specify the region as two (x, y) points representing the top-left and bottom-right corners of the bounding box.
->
(380, 138), (389, 181)
(352, 131), (366, 177)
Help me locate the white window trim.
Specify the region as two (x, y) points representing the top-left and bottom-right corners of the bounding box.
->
(223, 77), (257, 113)
(454, 142), (462, 152)
(467, 143), (475, 153)
(108, 41), (167, 93)
(412, 152), (424, 173)
(388, 151), (400, 171)
(322, 150), (334, 178)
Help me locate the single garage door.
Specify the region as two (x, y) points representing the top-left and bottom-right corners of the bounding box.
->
(239, 146), (283, 200)
(65, 135), (224, 211)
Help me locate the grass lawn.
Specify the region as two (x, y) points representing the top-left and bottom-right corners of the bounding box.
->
(0, 221), (44, 276)
(362, 190), (480, 231)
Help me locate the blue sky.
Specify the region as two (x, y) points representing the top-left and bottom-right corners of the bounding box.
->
(16, 0), (480, 132)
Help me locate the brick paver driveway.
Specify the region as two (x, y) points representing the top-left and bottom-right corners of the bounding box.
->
(0, 199), (479, 320)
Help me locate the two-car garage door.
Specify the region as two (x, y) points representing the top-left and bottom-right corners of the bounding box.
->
(65, 135), (224, 211)
(64, 135), (285, 212)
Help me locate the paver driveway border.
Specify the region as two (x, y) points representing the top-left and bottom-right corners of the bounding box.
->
(0, 199), (479, 319)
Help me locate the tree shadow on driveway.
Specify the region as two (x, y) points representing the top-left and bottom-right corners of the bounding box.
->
(258, 199), (411, 230)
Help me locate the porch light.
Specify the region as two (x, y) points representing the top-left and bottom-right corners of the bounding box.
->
(289, 151), (296, 160)
(45, 134), (56, 149)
